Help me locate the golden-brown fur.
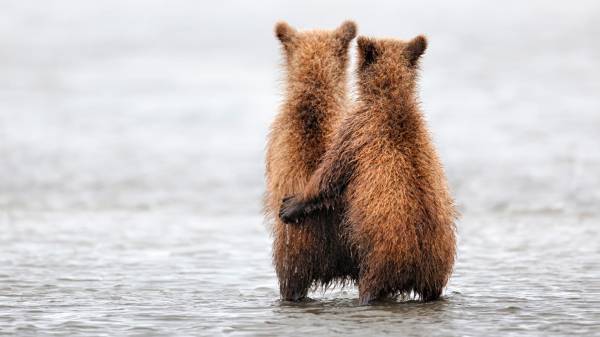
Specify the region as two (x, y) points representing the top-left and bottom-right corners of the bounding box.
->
(280, 35), (457, 304)
(265, 21), (358, 301)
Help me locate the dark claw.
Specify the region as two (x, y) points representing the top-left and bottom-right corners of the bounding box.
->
(279, 196), (306, 224)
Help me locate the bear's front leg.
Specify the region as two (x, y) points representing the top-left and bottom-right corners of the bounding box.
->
(279, 196), (308, 224)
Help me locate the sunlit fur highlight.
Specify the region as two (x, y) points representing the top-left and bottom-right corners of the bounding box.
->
(280, 35), (457, 304)
(265, 21), (358, 301)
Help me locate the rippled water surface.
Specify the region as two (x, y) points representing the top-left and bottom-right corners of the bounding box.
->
(1, 0), (599, 336)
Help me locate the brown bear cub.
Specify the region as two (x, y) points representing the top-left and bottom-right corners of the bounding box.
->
(265, 21), (358, 301)
(280, 35), (457, 304)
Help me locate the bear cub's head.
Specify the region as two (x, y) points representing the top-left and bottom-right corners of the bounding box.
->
(275, 21), (357, 84)
(356, 35), (427, 95)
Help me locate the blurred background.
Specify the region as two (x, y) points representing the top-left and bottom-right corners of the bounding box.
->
(1, 0), (599, 336)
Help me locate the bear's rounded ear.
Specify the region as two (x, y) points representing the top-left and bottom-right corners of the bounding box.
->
(357, 36), (379, 69)
(334, 20), (357, 47)
(404, 35), (427, 66)
(275, 21), (297, 48)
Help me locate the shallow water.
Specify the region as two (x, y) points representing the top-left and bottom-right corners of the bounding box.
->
(2, 212), (599, 336)
(1, 0), (600, 336)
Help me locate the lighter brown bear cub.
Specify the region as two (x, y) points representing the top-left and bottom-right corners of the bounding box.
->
(280, 35), (457, 304)
(265, 21), (358, 301)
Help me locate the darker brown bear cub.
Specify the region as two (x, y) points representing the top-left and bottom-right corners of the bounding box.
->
(265, 21), (358, 301)
(280, 35), (457, 304)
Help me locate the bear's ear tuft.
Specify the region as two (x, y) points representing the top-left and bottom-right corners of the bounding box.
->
(335, 20), (357, 47)
(404, 35), (427, 66)
(275, 21), (296, 46)
(357, 36), (379, 69)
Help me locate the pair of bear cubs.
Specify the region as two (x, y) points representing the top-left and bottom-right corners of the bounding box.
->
(265, 20), (457, 305)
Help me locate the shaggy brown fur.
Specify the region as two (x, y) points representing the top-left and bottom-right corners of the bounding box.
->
(265, 21), (358, 301)
(280, 35), (457, 304)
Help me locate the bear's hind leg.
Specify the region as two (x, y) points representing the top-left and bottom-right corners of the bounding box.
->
(273, 220), (327, 302)
(278, 271), (311, 301)
(357, 252), (416, 305)
(357, 268), (390, 305)
(274, 242), (315, 301)
(419, 286), (443, 302)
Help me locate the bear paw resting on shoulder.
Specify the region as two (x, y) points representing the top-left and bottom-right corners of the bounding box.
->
(280, 34), (457, 304)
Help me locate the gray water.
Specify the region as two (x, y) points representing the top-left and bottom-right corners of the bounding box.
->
(1, 0), (599, 336)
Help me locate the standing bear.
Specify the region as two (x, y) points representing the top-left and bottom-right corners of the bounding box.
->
(265, 21), (359, 301)
(280, 35), (457, 304)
